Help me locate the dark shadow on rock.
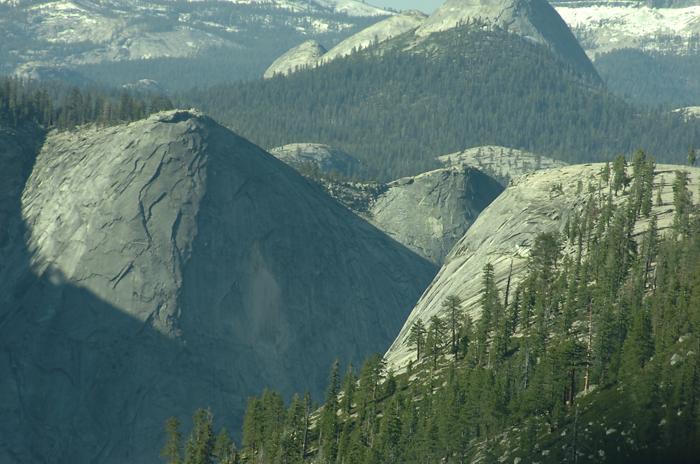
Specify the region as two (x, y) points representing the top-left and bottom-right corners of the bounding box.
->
(0, 124), (240, 463)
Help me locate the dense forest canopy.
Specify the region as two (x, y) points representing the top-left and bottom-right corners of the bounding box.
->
(166, 153), (700, 463)
(183, 24), (700, 181)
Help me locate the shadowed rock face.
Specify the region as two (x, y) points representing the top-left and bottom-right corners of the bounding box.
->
(0, 110), (436, 464)
(385, 163), (700, 370)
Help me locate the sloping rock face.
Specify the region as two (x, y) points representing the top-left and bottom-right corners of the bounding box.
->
(385, 163), (700, 369)
(320, 10), (427, 63)
(263, 40), (327, 78)
(415, 0), (600, 80)
(0, 111), (436, 464)
(437, 145), (567, 186)
(369, 166), (503, 265)
(268, 142), (364, 177)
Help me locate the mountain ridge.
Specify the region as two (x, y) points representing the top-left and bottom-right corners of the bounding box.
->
(0, 0), (389, 87)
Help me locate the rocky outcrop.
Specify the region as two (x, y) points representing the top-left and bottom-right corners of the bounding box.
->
(437, 145), (567, 186)
(0, 111), (436, 464)
(263, 40), (327, 79)
(673, 106), (700, 121)
(268, 142), (364, 177)
(320, 10), (427, 63)
(415, 0), (600, 80)
(385, 163), (700, 370)
(369, 166), (503, 265)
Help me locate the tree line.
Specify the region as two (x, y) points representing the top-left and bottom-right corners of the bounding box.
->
(0, 76), (174, 130)
(164, 152), (700, 462)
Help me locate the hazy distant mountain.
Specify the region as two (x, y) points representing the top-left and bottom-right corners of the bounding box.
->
(553, 1), (700, 56)
(320, 10), (427, 62)
(0, 0), (389, 88)
(264, 41), (328, 78)
(269, 142), (364, 176)
(552, 1), (700, 106)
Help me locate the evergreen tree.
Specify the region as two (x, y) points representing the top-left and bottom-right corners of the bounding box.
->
(213, 429), (237, 464)
(613, 154), (629, 195)
(184, 409), (214, 464)
(477, 263), (500, 367)
(318, 361), (340, 462)
(689, 146), (697, 167)
(426, 315), (447, 368)
(341, 364), (356, 416)
(673, 170), (692, 236)
(162, 417), (183, 464)
(442, 294), (463, 356)
(180, 156), (700, 463)
(407, 319), (426, 362)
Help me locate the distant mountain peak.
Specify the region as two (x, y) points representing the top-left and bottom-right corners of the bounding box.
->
(416, 0), (600, 79)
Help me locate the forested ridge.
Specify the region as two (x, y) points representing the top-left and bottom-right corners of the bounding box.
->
(164, 153), (700, 463)
(183, 24), (700, 181)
